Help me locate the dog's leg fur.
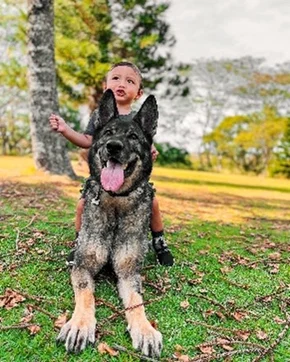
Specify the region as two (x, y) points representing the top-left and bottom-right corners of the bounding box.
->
(113, 252), (162, 357)
(57, 244), (108, 353)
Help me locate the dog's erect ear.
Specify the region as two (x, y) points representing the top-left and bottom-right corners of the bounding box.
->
(134, 95), (158, 141)
(98, 89), (118, 127)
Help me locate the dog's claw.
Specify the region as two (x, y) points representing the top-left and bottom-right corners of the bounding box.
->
(129, 321), (162, 357)
(57, 318), (96, 354)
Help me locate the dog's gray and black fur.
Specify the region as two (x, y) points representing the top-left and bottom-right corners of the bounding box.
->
(57, 89), (162, 357)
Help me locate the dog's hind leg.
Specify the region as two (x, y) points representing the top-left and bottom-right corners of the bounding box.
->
(57, 245), (108, 353)
(114, 256), (163, 358)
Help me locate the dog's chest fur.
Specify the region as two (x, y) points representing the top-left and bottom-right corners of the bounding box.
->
(80, 182), (153, 250)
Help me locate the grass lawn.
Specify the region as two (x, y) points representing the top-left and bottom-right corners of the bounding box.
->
(0, 156), (290, 361)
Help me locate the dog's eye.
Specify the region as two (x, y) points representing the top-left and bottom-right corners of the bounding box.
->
(129, 133), (138, 140)
(104, 130), (113, 136)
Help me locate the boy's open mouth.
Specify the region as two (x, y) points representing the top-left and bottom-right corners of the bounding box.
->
(100, 158), (137, 192)
(116, 89), (126, 97)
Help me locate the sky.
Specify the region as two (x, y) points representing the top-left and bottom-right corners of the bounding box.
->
(166, 0), (290, 66)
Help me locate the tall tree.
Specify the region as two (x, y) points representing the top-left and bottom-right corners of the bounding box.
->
(54, 0), (185, 111)
(27, 0), (75, 177)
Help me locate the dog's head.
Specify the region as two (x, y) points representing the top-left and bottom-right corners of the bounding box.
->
(88, 89), (158, 194)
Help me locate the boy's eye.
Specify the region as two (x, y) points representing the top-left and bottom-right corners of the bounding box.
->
(112, 76), (119, 80)
(128, 79), (134, 84)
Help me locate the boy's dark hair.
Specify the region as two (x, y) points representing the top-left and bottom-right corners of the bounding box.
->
(109, 61), (143, 90)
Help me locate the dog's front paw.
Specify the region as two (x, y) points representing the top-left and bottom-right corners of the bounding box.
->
(56, 315), (96, 353)
(128, 320), (163, 357)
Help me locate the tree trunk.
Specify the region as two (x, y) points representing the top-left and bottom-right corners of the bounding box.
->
(27, 0), (76, 178)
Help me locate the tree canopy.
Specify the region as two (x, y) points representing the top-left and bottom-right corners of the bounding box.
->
(204, 106), (288, 174)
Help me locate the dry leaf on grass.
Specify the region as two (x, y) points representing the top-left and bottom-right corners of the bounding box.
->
(220, 266), (232, 274)
(199, 345), (215, 354)
(0, 289), (26, 310)
(273, 316), (286, 325)
(235, 330), (251, 341)
(231, 311), (248, 322)
(268, 252), (281, 260)
(27, 325), (41, 335)
(256, 330), (268, 340)
(174, 352), (191, 362)
(97, 342), (119, 356)
(21, 314), (34, 324)
(180, 300), (190, 309)
(54, 311), (69, 329)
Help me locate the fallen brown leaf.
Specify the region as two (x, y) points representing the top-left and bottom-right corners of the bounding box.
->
(0, 289), (26, 310)
(27, 325), (41, 335)
(232, 311), (248, 322)
(180, 300), (190, 309)
(97, 342), (118, 356)
(54, 311), (69, 329)
(256, 329), (268, 340)
(235, 330), (251, 341)
(199, 345), (215, 354)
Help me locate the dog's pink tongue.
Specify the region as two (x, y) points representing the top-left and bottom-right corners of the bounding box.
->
(101, 161), (124, 192)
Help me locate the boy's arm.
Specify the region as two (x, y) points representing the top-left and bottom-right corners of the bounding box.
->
(151, 144), (159, 162)
(49, 114), (92, 148)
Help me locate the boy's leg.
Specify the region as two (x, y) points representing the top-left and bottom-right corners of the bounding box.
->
(151, 196), (174, 266)
(66, 197), (85, 267)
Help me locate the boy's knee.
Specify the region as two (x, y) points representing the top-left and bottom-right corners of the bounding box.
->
(152, 196), (159, 210)
(76, 198), (85, 215)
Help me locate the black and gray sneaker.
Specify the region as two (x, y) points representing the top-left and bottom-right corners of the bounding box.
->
(152, 232), (174, 266)
(66, 249), (76, 268)
(65, 232), (78, 268)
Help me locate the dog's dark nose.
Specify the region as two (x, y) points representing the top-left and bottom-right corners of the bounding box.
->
(106, 140), (123, 155)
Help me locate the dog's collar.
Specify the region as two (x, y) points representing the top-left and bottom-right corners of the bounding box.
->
(105, 185), (145, 198)
(107, 190), (131, 197)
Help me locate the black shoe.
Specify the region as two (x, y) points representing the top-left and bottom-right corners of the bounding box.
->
(66, 249), (76, 268)
(65, 232), (78, 268)
(157, 249), (174, 266)
(152, 234), (174, 266)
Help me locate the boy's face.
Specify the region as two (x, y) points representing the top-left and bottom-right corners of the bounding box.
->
(105, 66), (143, 105)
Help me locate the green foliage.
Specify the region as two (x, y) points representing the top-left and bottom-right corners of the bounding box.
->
(204, 106), (288, 175)
(155, 143), (192, 168)
(53, 0), (179, 109)
(0, 112), (31, 155)
(270, 118), (290, 178)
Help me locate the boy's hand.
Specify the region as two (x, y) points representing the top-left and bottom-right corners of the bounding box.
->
(49, 114), (67, 134)
(151, 145), (159, 162)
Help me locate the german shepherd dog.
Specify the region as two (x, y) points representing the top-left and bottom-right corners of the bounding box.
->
(57, 89), (163, 357)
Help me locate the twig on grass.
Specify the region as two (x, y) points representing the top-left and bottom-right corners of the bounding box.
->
(104, 296), (164, 323)
(187, 293), (228, 312)
(0, 323), (37, 331)
(22, 215), (37, 230)
(112, 344), (161, 362)
(95, 298), (123, 317)
(15, 229), (20, 251)
(197, 338), (266, 351)
(27, 304), (56, 320)
(251, 303), (290, 362)
(186, 320), (253, 335)
(190, 348), (264, 362)
(12, 289), (53, 304)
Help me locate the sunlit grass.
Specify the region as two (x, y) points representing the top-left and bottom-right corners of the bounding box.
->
(0, 155), (290, 361)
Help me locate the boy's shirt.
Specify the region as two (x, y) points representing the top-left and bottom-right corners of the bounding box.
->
(84, 109), (137, 136)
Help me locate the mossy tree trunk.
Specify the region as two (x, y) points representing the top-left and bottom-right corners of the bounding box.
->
(27, 0), (76, 178)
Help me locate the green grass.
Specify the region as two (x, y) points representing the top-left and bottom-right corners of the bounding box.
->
(0, 176), (290, 361)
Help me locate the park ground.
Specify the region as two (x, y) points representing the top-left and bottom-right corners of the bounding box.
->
(0, 155), (290, 361)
